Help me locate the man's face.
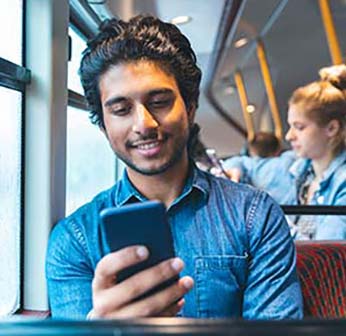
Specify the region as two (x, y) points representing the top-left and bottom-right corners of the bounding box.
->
(98, 60), (194, 176)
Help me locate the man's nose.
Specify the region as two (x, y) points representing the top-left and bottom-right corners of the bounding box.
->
(132, 104), (159, 134)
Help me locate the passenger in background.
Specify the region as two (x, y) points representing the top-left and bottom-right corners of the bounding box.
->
(224, 64), (346, 240)
(46, 15), (302, 320)
(248, 131), (282, 158)
(211, 132), (283, 185)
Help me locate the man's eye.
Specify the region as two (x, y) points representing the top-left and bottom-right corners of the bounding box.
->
(111, 106), (131, 116)
(149, 99), (172, 109)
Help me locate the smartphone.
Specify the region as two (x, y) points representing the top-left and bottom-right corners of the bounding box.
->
(99, 200), (178, 292)
(205, 148), (229, 178)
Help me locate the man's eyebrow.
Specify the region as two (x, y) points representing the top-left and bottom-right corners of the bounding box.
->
(147, 88), (174, 97)
(104, 96), (126, 108)
(104, 89), (174, 107)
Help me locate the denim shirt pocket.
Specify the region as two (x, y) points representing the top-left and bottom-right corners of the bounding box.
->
(194, 254), (248, 318)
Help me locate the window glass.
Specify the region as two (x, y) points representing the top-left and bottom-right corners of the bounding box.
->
(68, 26), (86, 95)
(66, 106), (115, 215)
(0, 87), (22, 315)
(0, 0), (22, 64)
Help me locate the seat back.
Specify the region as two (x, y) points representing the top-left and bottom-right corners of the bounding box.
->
(296, 241), (346, 318)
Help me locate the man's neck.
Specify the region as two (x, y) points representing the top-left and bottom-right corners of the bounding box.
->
(126, 158), (190, 208)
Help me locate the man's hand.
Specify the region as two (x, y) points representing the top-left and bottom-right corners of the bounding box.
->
(90, 246), (194, 319)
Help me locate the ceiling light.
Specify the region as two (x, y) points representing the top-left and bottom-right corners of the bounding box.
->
(170, 16), (192, 25)
(224, 86), (235, 95)
(234, 37), (248, 48)
(246, 104), (256, 113)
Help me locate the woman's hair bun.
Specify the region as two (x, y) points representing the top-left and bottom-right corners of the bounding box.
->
(319, 64), (346, 90)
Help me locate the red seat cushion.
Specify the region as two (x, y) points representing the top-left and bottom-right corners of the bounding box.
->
(296, 241), (346, 317)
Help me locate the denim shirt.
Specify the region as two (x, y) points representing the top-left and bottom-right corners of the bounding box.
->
(223, 151), (297, 204)
(224, 150), (346, 239)
(46, 166), (303, 319)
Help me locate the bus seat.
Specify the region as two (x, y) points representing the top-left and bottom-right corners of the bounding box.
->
(296, 241), (346, 318)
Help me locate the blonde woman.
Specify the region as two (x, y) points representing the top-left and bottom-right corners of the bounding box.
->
(224, 64), (346, 240)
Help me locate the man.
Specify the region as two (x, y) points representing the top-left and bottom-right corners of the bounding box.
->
(46, 15), (303, 319)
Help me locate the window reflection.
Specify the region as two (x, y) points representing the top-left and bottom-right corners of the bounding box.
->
(68, 26), (86, 95)
(0, 0), (22, 64)
(66, 106), (115, 215)
(0, 87), (21, 315)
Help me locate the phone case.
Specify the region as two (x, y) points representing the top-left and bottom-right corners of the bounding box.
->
(99, 201), (176, 285)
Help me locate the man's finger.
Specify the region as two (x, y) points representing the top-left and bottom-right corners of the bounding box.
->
(92, 245), (149, 291)
(110, 257), (184, 304)
(107, 276), (193, 318)
(158, 298), (185, 317)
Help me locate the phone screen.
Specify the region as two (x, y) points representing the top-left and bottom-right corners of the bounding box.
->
(99, 201), (177, 288)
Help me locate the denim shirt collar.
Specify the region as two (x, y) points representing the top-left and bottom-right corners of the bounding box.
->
(289, 150), (346, 189)
(318, 150), (346, 188)
(113, 163), (209, 208)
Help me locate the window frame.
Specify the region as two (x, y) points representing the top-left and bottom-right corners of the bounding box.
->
(23, 0), (69, 312)
(0, 57), (30, 92)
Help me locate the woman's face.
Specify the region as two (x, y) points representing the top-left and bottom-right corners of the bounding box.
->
(285, 103), (334, 160)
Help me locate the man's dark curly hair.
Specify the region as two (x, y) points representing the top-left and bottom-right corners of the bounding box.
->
(79, 14), (202, 129)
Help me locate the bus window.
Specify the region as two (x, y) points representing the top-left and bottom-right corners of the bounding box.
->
(0, 0), (24, 315)
(0, 87), (22, 315)
(0, 0), (22, 65)
(67, 27), (84, 96)
(66, 26), (116, 215)
(66, 106), (115, 215)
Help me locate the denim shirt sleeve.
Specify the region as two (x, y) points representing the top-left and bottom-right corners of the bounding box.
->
(223, 155), (254, 180)
(243, 191), (303, 319)
(223, 152), (296, 182)
(46, 217), (94, 319)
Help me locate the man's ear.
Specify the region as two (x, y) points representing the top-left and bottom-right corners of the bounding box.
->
(326, 119), (340, 138)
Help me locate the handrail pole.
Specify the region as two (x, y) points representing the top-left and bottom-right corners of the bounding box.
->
(234, 71), (255, 141)
(256, 39), (283, 140)
(318, 0), (343, 65)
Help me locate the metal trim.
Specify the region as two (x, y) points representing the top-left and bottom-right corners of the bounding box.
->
(0, 57), (31, 92)
(70, 0), (101, 40)
(281, 205), (346, 215)
(68, 89), (89, 111)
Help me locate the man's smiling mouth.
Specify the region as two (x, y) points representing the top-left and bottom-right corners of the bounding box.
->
(136, 141), (161, 150)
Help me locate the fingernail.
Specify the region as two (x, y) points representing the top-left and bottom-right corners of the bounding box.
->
(182, 277), (194, 289)
(171, 258), (184, 271)
(136, 246), (149, 259)
(177, 298), (185, 308)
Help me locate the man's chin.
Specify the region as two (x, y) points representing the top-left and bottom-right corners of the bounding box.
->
(119, 144), (188, 177)
(127, 161), (173, 176)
